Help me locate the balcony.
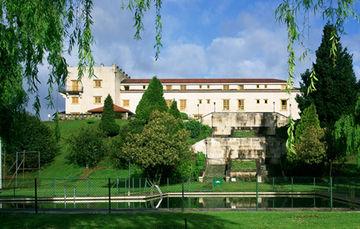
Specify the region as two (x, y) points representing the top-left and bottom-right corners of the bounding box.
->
(59, 86), (84, 95)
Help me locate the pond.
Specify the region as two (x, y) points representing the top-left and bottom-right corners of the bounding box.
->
(1, 195), (358, 210)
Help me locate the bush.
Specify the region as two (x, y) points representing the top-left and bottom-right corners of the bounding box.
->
(184, 119), (212, 142)
(5, 112), (58, 168)
(193, 152), (206, 177)
(68, 126), (106, 168)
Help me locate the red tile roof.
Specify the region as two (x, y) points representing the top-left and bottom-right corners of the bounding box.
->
(122, 78), (286, 84)
(88, 105), (132, 114)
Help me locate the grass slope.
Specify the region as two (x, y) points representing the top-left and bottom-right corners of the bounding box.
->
(33, 119), (131, 179)
(1, 212), (360, 229)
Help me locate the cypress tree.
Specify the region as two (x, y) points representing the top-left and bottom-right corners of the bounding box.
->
(296, 24), (359, 128)
(169, 100), (181, 119)
(293, 104), (326, 165)
(135, 76), (167, 122)
(100, 94), (119, 137)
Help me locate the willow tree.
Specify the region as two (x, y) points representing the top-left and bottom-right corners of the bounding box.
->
(335, 96), (360, 169)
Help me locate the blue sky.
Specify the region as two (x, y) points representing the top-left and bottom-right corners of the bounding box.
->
(28, 0), (360, 119)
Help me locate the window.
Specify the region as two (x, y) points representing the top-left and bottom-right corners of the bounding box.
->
(281, 99), (287, 111)
(166, 99), (172, 107)
(143, 85), (146, 90)
(264, 99), (268, 104)
(94, 79), (102, 88)
(124, 85), (129, 91)
(199, 85), (202, 89)
(180, 85), (186, 91)
(71, 97), (79, 104)
(256, 99), (260, 104)
(207, 85), (210, 89)
(179, 99), (186, 111)
(71, 80), (80, 91)
(166, 85), (172, 91)
(256, 84), (260, 89)
(223, 85), (230, 91)
(264, 84), (268, 89)
(94, 96), (102, 104)
(207, 99), (210, 104)
(238, 85), (244, 90)
(238, 99), (244, 111)
(122, 99), (130, 107)
(198, 99), (202, 104)
(223, 99), (230, 111)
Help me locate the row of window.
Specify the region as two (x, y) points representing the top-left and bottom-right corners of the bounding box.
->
(71, 80), (102, 89)
(122, 84), (288, 91)
(71, 97), (288, 112)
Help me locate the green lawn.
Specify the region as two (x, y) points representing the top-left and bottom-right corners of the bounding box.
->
(1, 211), (360, 228)
(231, 160), (257, 172)
(231, 130), (257, 138)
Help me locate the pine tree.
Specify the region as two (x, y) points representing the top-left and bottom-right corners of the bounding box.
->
(135, 76), (167, 123)
(168, 100), (181, 119)
(296, 24), (359, 128)
(100, 94), (119, 137)
(293, 104), (326, 165)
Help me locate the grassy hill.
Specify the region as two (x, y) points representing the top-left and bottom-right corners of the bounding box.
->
(21, 119), (136, 179)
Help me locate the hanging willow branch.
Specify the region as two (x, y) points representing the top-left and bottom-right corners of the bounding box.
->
(0, 0), (163, 115)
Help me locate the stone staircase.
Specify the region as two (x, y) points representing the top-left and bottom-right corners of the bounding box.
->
(204, 164), (226, 181)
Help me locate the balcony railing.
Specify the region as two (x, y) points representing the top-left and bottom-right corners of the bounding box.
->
(59, 86), (84, 95)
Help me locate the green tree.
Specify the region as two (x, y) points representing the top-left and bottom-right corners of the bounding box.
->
(5, 112), (58, 168)
(68, 126), (106, 168)
(292, 104), (326, 165)
(296, 24), (359, 173)
(296, 24), (359, 128)
(168, 100), (181, 119)
(334, 96), (360, 168)
(99, 95), (119, 137)
(122, 111), (192, 182)
(135, 77), (167, 123)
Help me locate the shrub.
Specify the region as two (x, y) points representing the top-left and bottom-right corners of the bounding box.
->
(5, 112), (58, 168)
(68, 126), (106, 168)
(99, 95), (119, 137)
(184, 119), (212, 142)
(193, 152), (206, 177)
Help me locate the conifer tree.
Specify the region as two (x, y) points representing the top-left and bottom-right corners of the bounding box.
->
(169, 100), (181, 119)
(296, 24), (359, 128)
(100, 95), (119, 137)
(293, 104), (326, 164)
(135, 76), (167, 123)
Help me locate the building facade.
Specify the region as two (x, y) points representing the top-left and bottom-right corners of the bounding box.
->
(61, 65), (301, 119)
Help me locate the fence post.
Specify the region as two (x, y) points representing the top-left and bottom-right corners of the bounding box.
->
(167, 178), (169, 192)
(272, 177), (275, 192)
(313, 177), (316, 192)
(182, 181), (184, 212)
(330, 177), (333, 210)
(291, 177), (294, 192)
(34, 178), (38, 214)
(108, 178), (111, 214)
(256, 175), (259, 211)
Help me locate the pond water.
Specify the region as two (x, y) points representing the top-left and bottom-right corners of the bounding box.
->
(1, 195), (358, 210)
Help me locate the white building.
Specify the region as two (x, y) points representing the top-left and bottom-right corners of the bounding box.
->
(60, 65), (300, 119)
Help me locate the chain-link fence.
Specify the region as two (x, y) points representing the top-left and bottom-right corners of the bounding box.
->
(0, 176), (359, 212)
